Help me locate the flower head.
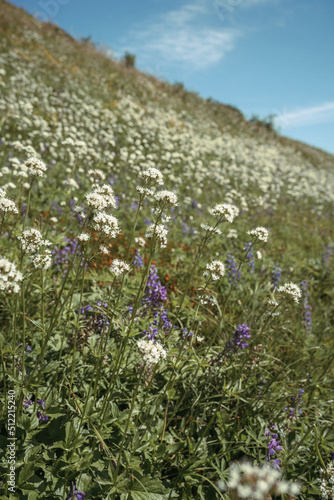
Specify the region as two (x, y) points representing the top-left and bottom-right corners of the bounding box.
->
(154, 190), (178, 207)
(93, 212), (120, 238)
(24, 157), (47, 178)
(139, 167), (164, 187)
(137, 339), (167, 365)
(109, 259), (130, 276)
(204, 260), (225, 281)
(277, 282), (302, 303)
(247, 227), (269, 242)
(0, 258), (23, 294)
(18, 229), (51, 253)
(211, 203), (239, 223)
(145, 224), (168, 248)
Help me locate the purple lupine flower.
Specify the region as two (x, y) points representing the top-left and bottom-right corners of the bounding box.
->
(265, 423), (282, 469)
(23, 396), (33, 409)
(226, 254), (240, 284)
(21, 203), (27, 215)
(143, 265), (167, 311)
(67, 484), (86, 500)
(75, 302), (110, 333)
(284, 389), (304, 418)
(300, 281), (312, 333)
(329, 451), (334, 461)
(142, 308), (172, 340)
(232, 324), (251, 349)
(271, 265), (282, 290)
(243, 242), (254, 273)
(322, 243), (333, 270)
(133, 250), (143, 268)
(36, 398), (49, 423)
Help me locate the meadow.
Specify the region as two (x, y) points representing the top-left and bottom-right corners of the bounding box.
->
(0, 1), (334, 498)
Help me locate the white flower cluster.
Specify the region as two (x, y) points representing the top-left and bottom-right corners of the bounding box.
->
(204, 260), (225, 281)
(318, 460), (334, 499)
(85, 184), (116, 210)
(139, 167), (164, 186)
(30, 249), (52, 270)
(145, 224), (168, 248)
(211, 203), (239, 223)
(220, 461), (300, 499)
(201, 224), (222, 236)
(277, 282), (302, 303)
(78, 233), (90, 242)
(18, 229), (51, 253)
(0, 258), (23, 294)
(24, 157), (47, 177)
(109, 259), (130, 277)
(247, 227), (269, 242)
(154, 190), (178, 207)
(99, 245), (109, 255)
(93, 212), (120, 238)
(135, 236), (146, 248)
(137, 339), (167, 365)
(0, 189), (18, 216)
(88, 168), (106, 182)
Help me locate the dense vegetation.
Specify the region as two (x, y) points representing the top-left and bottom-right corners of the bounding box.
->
(0, 1), (333, 498)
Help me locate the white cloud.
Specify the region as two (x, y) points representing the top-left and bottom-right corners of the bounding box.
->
(276, 102), (334, 129)
(118, 2), (241, 70)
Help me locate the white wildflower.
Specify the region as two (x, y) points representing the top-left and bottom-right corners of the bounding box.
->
(256, 251), (262, 259)
(135, 236), (146, 247)
(145, 224), (168, 248)
(220, 461), (300, 500)
(137, 339), (167, 365)
(201, 224), (222, 236)
(0, 196), (18, 216)
(24, 157), (47, 178)
(277, 282), (302, 303)
(139, 167), (164, 186)
(109, 259), (130, 276)
(93, 212), (120, 238)
(211, 203), (239, 223)
(0, 258), (23, 294)
(136, 185), (154, 198)
(227, 229), (238, 239)
(88, 169), (106, 182)
(18, 229), (51, 253)
(99, 245), (109, 255)
(204, 260), (225, 281)
(154, 190), (178, 207)
(30, 249), (52, 270)
(86, 184), (116, 210)
(247, 227), (269, 242)
(78, 233), (90, 242)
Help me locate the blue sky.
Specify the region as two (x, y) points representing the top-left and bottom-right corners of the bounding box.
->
(10, 0), (334, 154)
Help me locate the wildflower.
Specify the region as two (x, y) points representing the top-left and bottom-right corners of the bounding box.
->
(0, 193), (18, 216)
(0, 258), (23, 294)
(135, 236), (146, 247)
(36, 399), (49, 423)
(24, 157), (47, 178)
(200, 224), (222, 236)
(277, 282), (302, 303)
(77, 233), (90, 242)
(136, 186), (154, 198)
(67, 484), (86, 500)
(85, 184), (116, 210)
(137, 339), (167, 365)
(227, 228), (238, 239)
(31, 249), (52, 270)
(318, 460), (334, 499)
(271, 265), (281, 290)
(243, 242), (255, 273)
(256, 250), (262, 259)
(139, 167), (164, 186)
(231, 324), (251, 351)
(88, 168), (106, 182)
(154, 190), (178, 207)
(219, 461), (300, 499)
(93, 212), (120, 238)
(203, 260), (225, 281)
(145, 224), (168, 248)
(99, 245), (109, 254)
(109, 259), (130, 276)
(247, 226), (269, 242)
(226, 254), (241, 284)
(210, 203), (239, 223)
(300, 281), (312, 333)
(265, 423), (282, 468)
(133, 250), (143, 268)
(143, 265), (167, 310)
(18, 229), (51, 253)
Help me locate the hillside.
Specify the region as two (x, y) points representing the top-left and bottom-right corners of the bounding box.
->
(0, 1), (334, 499)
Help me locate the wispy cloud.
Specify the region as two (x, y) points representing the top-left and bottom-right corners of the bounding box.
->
(117, 2), (241, 70)
(276, 102), (334, 129)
